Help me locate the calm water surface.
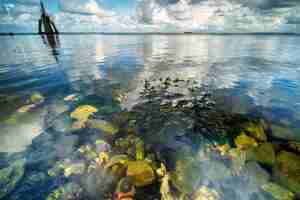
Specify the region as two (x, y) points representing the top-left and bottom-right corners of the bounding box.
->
(0, 35), (300, 200)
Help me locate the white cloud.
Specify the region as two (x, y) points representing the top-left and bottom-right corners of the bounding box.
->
(58, 0), (114, 17)
(0, 0), (300, 33)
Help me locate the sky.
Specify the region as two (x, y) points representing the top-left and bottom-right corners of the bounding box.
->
(0, 0), (300, 33)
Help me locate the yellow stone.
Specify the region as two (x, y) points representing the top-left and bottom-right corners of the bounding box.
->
(243, 122), (267, 142)
(126, 161), (155, 187)
(234, 133), (258, 150)
(88, 119), (119, 135)
(70, 105), (98, 123)
(156, 163), (167, 178)
(95, 152), (109, 166)
(216, 144), (230, 156)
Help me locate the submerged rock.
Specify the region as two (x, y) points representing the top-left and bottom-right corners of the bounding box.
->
(243, 122), (267, 142)
(64, 94), (79, 102)
(0, 159), (26, 199)
(30, 92), (45, 104)
(17, 104), (36, 113)
(135, 138), (145, 161)
(87, 119), (119, 135)
(78, 145), (98, 161)
(170, 159), (203, 194)
(288, 142), (300, 154)
(70, 105), (98, 124)
(126, 161), (155, 187)
(245, 161), (270, 191)
(46, 183), (83, 200)
(234, 133), (258, 150)
(104, 154), (131, 178)
(273, 151), (300, 197)
(115, 177), (135, 200)
(193, 186), (220, 200)
(270, 125), (300, 142)
(160, 174), (174, 200)
(276, 151), (300, 177)
(261, 182), (294, 200)
(247, 143), (276, 166)
(63, 162), (86, 177)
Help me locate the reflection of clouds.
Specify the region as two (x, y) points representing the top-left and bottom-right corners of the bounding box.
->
(123, 35), (216, 109)
(0, 36), (57, 74)
(61, 35), (104, 92)
(0, 109), (46, 153)
(122, 35), (300, 113)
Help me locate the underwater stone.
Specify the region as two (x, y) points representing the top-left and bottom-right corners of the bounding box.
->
(70, 105), (98, 123)
(194, 186), (220, 200)
(202, 160), (232, 182)
(243, 122), (267, 142)
(170, 159), (203, 194)
(95, 139), (111, 154)
(288, 142), (300, 154)
(160, 174), (174, 200)
(273, 151), (300, 197)
(78, 145), (98, 161)
(245, 161), (270, 191)
(126, 161), (155, 187)
(115, 177), (135, 199)
(63, 94), (79, 102)
(17, 104), (36, 113)
(135, 138), (145, 161)
(63, 162), (86, 177)
(105, 155), (131, 169)
(0, 159), (26, 199)
(30, 92), (45, 104)
(88, 119), (119, 135)
(262, 182), (294, 200)
(46, 183), (83, 200)
(276, 151), (300, 177)
(247, 143), (276, 166)
(270, 125), (300, 142)
(234, 133), (258, 150)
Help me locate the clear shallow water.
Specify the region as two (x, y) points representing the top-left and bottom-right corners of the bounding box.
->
(0, 34), (300, 200)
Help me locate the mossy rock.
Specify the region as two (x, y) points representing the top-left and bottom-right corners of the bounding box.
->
(135, 140), (145, 161)
(246, 161), (270, 190)
(126, 161), (155, 187)
(273, 167), (300, 198)
(234, 133), (258, 150)
(70, 105), (98, 123)
(276, 151), (300, 177)
(270, 125), (300, 142)
(273, 151), (300, 197)
(261, 182), (294, 200)
(105, 155), (131, 170)
(0, 159), (26, 199)
(88, 119), (119, 135)
(243, 122), (267, 142)
(63, 162), (86, 177)
(194, 186), (220, 200)
(30, 92), (45, 104)
(288, 142), (300, 154)
(46, 183), (82, 200)
(170, 159), (203, 194)
(246, 143), (276, 166)
(229, 148), (247, 172)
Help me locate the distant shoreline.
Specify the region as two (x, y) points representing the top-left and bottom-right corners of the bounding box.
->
(1, 32), (299, 36)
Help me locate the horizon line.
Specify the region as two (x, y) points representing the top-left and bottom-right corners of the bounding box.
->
(1, 32), (300, 36)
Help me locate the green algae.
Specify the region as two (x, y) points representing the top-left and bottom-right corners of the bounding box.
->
(88, 119), (119, 135)
(126, 160), (155, 187)
(0, 159), (26, 199)
(262, 182), (294, 200)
